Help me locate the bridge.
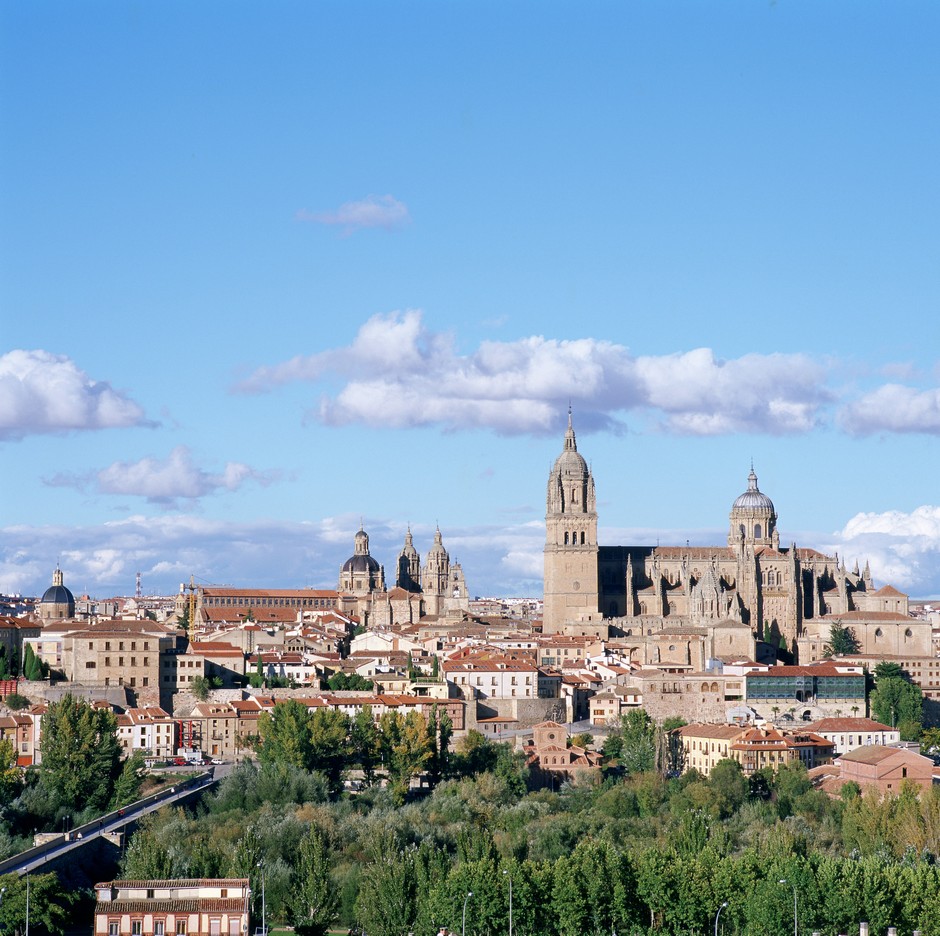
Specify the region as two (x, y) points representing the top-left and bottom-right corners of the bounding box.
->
(0, 767), (222, 877)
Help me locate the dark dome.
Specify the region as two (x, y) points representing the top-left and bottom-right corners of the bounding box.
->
(341, 554), (380, 574)
(41, 584), (75, 607)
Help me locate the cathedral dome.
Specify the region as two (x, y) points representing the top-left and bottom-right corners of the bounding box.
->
(41, 583), (75, 607)
(732, 469), (775, 512)
(341, 553), (380, 574)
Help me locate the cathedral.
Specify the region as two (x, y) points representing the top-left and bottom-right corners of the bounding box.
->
(543, 411), (927, 666)
(339, 524), (470, 627)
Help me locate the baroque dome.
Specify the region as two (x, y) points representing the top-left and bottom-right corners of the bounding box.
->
(732, 468), (775, 512)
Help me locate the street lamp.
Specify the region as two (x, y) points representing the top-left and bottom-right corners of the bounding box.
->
(503, 870), (513, 936)
(462, 891), (472, 936)
(714, 901), (728, 936)
(779, 879), (797, 936)
(255, 862), (266, 936)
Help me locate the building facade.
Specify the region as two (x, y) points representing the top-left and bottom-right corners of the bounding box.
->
(542, 412), (923, 665)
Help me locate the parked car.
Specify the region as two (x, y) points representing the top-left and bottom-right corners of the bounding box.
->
(210, 758), (223, 765)
(173, 757), (187, 766)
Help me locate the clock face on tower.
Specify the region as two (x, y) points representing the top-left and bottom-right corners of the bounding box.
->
(573, 580), (581, 591)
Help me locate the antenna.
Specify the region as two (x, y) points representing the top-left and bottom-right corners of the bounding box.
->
(135, 571), (142, 600)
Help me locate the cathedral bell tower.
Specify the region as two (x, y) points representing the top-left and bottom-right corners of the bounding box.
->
(543, 408), (599, 633)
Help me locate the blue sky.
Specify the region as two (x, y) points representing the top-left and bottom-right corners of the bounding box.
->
(2, 2), (939, 601)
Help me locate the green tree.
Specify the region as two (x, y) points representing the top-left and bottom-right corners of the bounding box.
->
(350, 706), (381, 784)
(824, 622), (860, 657)
(288, 825), (339, 936)
(0, 871), (76, 935)
(111, 751), (146, 807)
(308, 708), (350, 793)
(22, 643), (46, 681)
(613, 709), (658, 774)
(258, 700), (313, 769)
(191, 675), (211, 701)
(708, 758), (750, 818)
(355, 838), (418, 936)
(39, 694), (121, 811)
(871, 676), (923, 739)
(387, 711), (434, 802)
(4, 693), (30, 711)
(0, 737), (22, 805)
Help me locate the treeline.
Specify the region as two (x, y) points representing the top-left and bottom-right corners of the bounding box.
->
(119, 731), (940, 936)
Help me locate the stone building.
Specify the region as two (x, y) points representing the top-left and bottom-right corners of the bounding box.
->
(542, 410), (925, 664)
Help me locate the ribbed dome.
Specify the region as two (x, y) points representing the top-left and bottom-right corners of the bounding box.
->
(341, 554), (380, 574)
(41, 583), (74, 606)
(732, 469), (775, 512)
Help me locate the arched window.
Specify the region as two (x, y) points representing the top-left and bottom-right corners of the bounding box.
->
(739, 523), (746, 538)
(776, 571), (782, 586)
(564, 532), (569, 545)
(754, 523), (762, 539)
(581, 531), (585, 545)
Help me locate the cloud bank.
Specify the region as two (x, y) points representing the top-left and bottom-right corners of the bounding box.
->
(296, 194), (410, 235)
(0, 350), (148, 440)
(237, 310), (833, 437)
(5, 505), (940, 603)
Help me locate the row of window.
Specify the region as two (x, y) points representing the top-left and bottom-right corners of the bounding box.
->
(109, 920), (241, 936)
(95, 641), (151, 651)
(87, 657), (150, 668)
(205, 595), (335, 608)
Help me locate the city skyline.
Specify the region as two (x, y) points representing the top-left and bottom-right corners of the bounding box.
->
(2, 3), (939, 600)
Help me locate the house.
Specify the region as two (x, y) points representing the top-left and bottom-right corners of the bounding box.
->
(523, 720), (603, 785)
(806, 717), (900, 755)
(94, 878), (250, 936)
(811, 745), (936, 796)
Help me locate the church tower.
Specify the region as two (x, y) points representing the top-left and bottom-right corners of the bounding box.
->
(396, 527), (422, 592)
(728, 467), (779, 549)
(543, 409), (599, 633)
(422, 526), (451, 616)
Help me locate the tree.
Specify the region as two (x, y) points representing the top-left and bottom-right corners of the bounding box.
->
(22, 644), (46, 681)
(4, 693), (30, 711)
(606, 710), (658, 774)
(355, 838), (418, 936)
(288, 825), (339, 936)
(258, 700), (313, 769)
(191, 675), (211, 701)
(350, 706), (381, 783)
(0, 737), (22, 805)
(111, 751), (146, 807)
(0, 871), (76, 935)
(824, 622), (860, 657)
(871, 676), (923, 739)
(39, 694), (121, 811)
(308, 708), (350, 793)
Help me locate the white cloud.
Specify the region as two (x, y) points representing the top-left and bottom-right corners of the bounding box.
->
(825, 505), (940, 597)
(45, 446), (279, 505)
(296, 194), (410, 235)
(237, 310), (832, 437)
(0, 349), (148, 440)
(840, 384), (940, 436)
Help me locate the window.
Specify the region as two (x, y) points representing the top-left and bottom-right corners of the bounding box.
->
(132, 922), (143, 936)
(85, 661), (96, 669)
(177, 923), (187, 935)
(109, 924), (119, 936)
(155, 924), (165, 936)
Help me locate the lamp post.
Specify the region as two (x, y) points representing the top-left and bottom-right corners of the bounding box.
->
(779, 879), (797, 936)
(503, 870), (513, 936)
(25, 872), (29, 936)
(0, 886), (6, 935)
(462, 891), (472, 936)
(256, 861), (266, 936)
(714, 901), (728, 936)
